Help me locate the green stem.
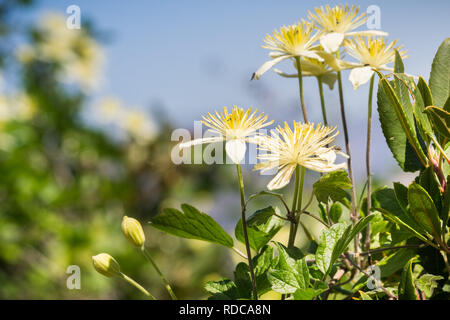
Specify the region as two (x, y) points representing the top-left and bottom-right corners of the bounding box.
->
(317, 76), (331, 223)
(289, 166), (306, 248)
(141, 247), (178, 300)
(236, 164), (258, 300)
(288, 166), (300, 248)
(336, 51), (359, 262)
(119, 272), (156, 300)
(364, 74), (375, 252)
(317, 77), (328, 126)
(295, 56), (308, 123)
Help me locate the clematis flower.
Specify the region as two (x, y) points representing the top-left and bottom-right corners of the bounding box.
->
(252, 20), (323, 80)
(179, 106), (273, 164)
(254, 122), (348, 190)
(273, 57), (338, 89)
(345, 36), (407, 89)
(308, 5), (387, 53)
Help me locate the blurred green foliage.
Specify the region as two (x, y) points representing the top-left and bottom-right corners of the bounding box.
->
(0, 1), (238, 299)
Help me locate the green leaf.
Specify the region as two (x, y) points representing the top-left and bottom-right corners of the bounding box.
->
(408, 183), (442, 240)
(150, 204), (234, 247)
(353, 248), (417, 290)
(332, 215), (377, 263)
(429, 38), (450, 108)
(234, 262), (253, 299)
(394, 50), (404, 73)
(293, 282), (328, 300)
(313, 170), (351, 205)
(415, 273), (444, 298)
(267, 243), (310, 294)
(235, 206), (283, 251)
(414, 77), (434, 140)
(372, 187), (429, 243)
(358, 291), (373, 300)
(316, 216), (375, 276)
(377, 73), (426, 171)
(205, 279), (238, 300)
(393, 182), (409, 212)
(398, 258), (418, 300)
(315, 223), (347, 275)
(252, 245), (275, 295)
(424, 106), (450, 139)
(329, 203), (343, 223)
(418, 166), (443, 213)
(417, 76), (434, 108)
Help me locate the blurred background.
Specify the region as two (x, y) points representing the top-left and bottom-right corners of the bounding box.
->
(0, 0), (449, 299)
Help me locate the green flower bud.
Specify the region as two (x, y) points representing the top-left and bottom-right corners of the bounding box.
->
(92, 253), (121, 277)
(121, 216), (146, 247)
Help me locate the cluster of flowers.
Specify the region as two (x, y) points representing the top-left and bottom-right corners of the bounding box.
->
(179, 4), (406, 191)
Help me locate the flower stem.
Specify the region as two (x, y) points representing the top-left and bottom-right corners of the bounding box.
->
(317, 77), (328, 126)
(119, 272), (156, 300)
(295, 56), (308, 123)
(288, 166), (300, 248)
(236, 164), (258, 300)
(141, 246), (178, 300)
(288, 166), (306, 248)
(364, 74), (375, 252)
(336, 51), (359, 260)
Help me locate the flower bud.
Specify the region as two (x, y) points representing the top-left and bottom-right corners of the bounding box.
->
(92, 253), (121, 277)
(121, 216), (146, 247)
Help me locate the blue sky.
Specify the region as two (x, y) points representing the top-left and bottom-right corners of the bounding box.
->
(25, 0), (450, 181)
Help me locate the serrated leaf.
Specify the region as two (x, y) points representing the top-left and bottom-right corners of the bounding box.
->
(252, 245), (275, 295)
(415, 273), (444, 298)
(429, 38), (450, 108)
(377, 73), (426, 171)
(315, 223), (347, 275)
(205, 279), (238, 300)
(424, 106), (450, 139)
(313, 170), (351, 205)
(267, 243), (310, 294)
(150, 204), (233, 247)
(235, 206), (283, 251)
(398, 258), (418, 300)
(408, 183), (442, 240)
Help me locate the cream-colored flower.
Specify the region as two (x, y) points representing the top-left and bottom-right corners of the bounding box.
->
(345, 36), (407, 89)
(274, 57), (338, 89)
(24, 12), (104, 91)
(179, 106), (273, 164)
(253, 20), (323, 80)
(254, 122), (347, 190)
(308, 5), (387, 53)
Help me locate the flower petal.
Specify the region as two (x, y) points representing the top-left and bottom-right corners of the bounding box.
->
(321, 73), (337, 90)
(252, 55), (291, 80)
(179, 136), (224, 149)
(348, 66), (375, 90)
(320, 33), (345, 53)
(225, 139), (247, 164)
(267, 164), (296, 190)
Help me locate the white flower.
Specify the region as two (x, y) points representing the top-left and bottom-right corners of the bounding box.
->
(179, 106), (273, 164)
(254, 122), (348, 190)
(345, 36), (407, 89)
(253, 21), (323, 80)
(308, 5), (387, 53)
